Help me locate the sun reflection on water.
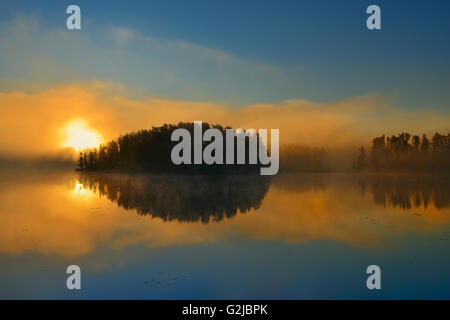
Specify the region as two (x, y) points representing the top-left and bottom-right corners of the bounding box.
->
(71, 182), (94, 197)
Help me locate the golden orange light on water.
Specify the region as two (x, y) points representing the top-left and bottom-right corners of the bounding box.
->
(70, 182), (95, 198)
(61, 119), (102, 152)
(73, 183), (86, 195)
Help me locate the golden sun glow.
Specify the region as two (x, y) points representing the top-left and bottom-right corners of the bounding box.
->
(61, 119), (102, 152)
(71, 183), (94, 197)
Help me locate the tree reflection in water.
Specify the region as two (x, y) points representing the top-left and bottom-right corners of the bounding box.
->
(272, 173), (450, 211)
(79, 173), (271, 223)
(79, 173), (450, 224)
(365, 174), (450, 210)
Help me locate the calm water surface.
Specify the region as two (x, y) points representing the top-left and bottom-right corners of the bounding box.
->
(1, 169), (450, 299)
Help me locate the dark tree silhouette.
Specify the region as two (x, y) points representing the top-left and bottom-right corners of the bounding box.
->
(77, 122), (265, 175)
(77, 152), (85, 171)
(355, 146), (367, 170)
(411, 135), (420, 152)
(360, 132), (450, 172)
(421, 134), (430, 152)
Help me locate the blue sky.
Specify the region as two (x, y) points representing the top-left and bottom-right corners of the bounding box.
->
(1, 0), (450, 109)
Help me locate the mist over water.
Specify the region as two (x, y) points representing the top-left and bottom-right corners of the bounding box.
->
(1, 169), (450, 298)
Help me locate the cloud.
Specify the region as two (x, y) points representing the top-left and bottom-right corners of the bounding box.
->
(0, 15), (289, 102)
(110, 26), (137, 46)
(0, 83), (449, 157)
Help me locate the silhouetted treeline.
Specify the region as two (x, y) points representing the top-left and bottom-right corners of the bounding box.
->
(79, 173), (270, 223)
(77, 122), (263, 174)
(354, 133), (450, 171)
(77, 122), (330, 173)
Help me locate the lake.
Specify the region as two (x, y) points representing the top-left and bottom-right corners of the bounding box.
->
(1, 169), (449, 299)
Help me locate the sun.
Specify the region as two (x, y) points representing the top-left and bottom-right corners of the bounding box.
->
(61, 119), (102, 152)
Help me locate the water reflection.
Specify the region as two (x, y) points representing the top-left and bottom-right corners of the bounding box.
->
(78, 173), (270, 223)
(363, 174), (450, 210)
(272, 173), (450, 210)
(1, 170), (450, 299)
(1, 170), (450, 260)
(78, 173), (450, 222)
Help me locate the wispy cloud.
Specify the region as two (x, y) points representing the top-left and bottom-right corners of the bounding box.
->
(0, 15), (289, 102)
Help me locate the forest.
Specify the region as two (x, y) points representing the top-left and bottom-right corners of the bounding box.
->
(355, 132), (450, 171)
(76, 122), (264, 174)
(76, 123), (449, 173)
